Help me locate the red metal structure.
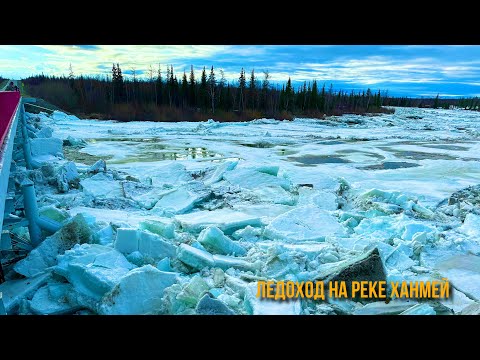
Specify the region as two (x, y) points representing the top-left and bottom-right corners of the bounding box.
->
(0, 91), (21, 151)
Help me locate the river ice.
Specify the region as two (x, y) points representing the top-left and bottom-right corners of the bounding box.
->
(3, 106), (480, 315)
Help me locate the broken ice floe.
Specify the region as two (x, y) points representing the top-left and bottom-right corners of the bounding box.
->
(3, 108), (480, 315)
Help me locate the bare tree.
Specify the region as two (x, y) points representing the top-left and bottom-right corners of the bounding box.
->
(147, 64), (156, 103)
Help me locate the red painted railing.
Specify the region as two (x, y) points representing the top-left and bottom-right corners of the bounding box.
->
(0, 91), (21, 151)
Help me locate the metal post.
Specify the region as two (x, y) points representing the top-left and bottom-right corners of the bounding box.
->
(20, 104), (33, 170)
(20, 179), (41, 247)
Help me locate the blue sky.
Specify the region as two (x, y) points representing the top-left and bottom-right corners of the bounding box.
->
(1, 45), (480, 97)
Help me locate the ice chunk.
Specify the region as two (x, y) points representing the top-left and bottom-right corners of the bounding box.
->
(354, 216), (403, 241)
(57, 171), (69, 193)
(115, 228), (176, 259)
(99, 265), (178, 315)
(51, 110), (80, 121)
(217, 293), (242, 310)
(121, 180), (155, 204)
(400, 303), (436, 315)
(177, 244), (215, 270)
(150, 162), (192, 187)
(412, 232), (428, 244)
(432, 254), (480, 300)
(196, 293), (235, 315)
(14, 214), (92, 277)
(353, 300), (418, 315)
(138, 230), (177, 259)
(38, 205), (70, 223)
(176, 276), (210, 308)
(255, 165), (279, 176)
(441, 289), (475, 313)
(402, 223), (435, 241)
(381, 243), (415, 271)
(139, 219), (175, 239)
(209, 288), (224, 298)
(213, 268), (225, 287)
(114, 228), (138, 254)
(30, 137), (63, 157)
(312, 191), (338, 211)
(57, 161), (80, 192)
(88, 159), (106, 174)
(264, 205), (346, 242)
(153, 187), (204, 214)
(80, 173), (122, 198)
(30, 283), (82, 315)
(126, 251), (145, 266)
(204, 160), (238, 185)
(63, 161), (80, 183)
(35, 126), (53, 138)
(0, 273), (51, 314)
(213, 255), (262, 271)
(175, 209), (263, 235)
(223, 167), (291, 191)
(191, 241), (208, 252)
(232, 226), (262, 242)
(460, 302), (480, 315)
(357, 189), (434, 218)
(459, 213), (480, 238)
(313, 248), (387, 302)
(156, 258), (172, 272)
(93, 225), (114, 245)
(213, 255), (258, 272)
(249, 185), (296, 206)
(244, 282), (302, 315)
(56, 244), (134, 301)
(198, 226), (246, 256)
(64, 135), (87, 147)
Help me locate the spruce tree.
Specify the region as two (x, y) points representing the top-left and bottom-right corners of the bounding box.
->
(111, 63), (117, 103)
(156, 64), (163, 106)
(200, 66), (208, 111)
(284, 77), (293, 111)
(208, 66), (216, 113)
(249, 69), (256, 110)
(116, 63), (125, 102)
(189, 65), (196, 107)
(261, 70), (270, 111)
(238, 68), (246, 111)
(310, 80), (318, 110)
(182, 71), (188, 108)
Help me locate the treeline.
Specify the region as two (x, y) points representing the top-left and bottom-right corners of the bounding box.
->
(22, 64), (480, 122)
(383, 93), (480, 110)
(23, 64), (393, 122)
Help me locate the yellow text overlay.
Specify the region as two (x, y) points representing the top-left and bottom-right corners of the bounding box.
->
(256, 279), (450, 301)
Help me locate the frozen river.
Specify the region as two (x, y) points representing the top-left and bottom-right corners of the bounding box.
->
(5, 107), (480, 315)
(55, 107), (480, 207)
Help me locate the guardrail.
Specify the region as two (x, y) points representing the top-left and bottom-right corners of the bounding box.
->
(0, 92), (21, 152)
(0, 92), (22, 260)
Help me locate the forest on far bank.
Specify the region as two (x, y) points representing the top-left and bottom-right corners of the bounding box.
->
(17, 64), (480, 122)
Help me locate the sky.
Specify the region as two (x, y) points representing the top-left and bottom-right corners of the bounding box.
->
(1, 45), (480, 98)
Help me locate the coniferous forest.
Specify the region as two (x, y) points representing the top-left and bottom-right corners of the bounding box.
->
(19, 64), (480, 122)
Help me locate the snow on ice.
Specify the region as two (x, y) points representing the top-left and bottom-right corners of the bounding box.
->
(3, 107), (480, 314)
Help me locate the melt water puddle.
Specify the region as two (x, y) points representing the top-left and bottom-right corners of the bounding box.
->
(109, 147), (220, 164)
(360, 162), (421, 170)
(286, 154), (351, 166)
